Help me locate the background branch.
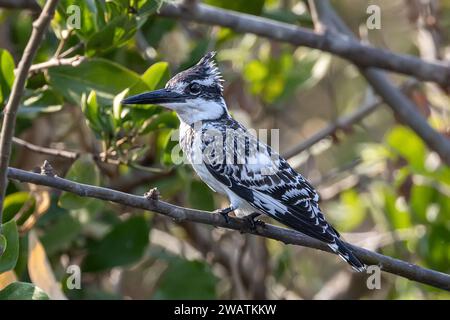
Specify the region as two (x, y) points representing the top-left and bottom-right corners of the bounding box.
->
(157, 1), (450, 166)
(6, 166), (450, 291)
(308, 0), (450, 165)
(0, 0), (59, 238)
(158, 1), (450, 88)
(12, 137), (79, 160)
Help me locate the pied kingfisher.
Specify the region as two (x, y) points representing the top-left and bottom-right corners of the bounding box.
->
(122, 52), (365, 272)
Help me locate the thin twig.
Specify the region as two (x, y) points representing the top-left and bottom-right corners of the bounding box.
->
(0, 0), (60, 235)
(282, 93), (383, 159)
(27, 55), (85, 74)
(6, 166), (450, 291)
(12, 137), (79, 160)
(12, 136), (166, 173)
(283, 81), (416, 160)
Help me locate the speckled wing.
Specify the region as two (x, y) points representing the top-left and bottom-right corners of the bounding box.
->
(201, 118), (339, 244)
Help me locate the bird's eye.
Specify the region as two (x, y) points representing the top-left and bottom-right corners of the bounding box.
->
(188, 83), (201, 95)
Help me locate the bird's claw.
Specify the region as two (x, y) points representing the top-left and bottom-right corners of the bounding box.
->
(214, 207), (234, 224)
(243, 216), (265, 232)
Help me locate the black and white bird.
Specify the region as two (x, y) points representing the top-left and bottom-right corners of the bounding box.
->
(122, 52), (366, 272)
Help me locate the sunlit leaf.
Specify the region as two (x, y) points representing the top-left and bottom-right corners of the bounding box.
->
(0, 49), (15, 106)
(384, 188), (412, 229)
(386, 126), (426, 171)
(141, 62), (170, 90)
(113, 88), (129, 127)
(333, 190), (366, 232)
(0, 282), (49, 300)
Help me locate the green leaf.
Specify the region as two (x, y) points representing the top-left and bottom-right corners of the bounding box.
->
(81, 91), (101, 134)
(420, 225), (450, 270)
(0, 234), (6, 256)
(86, 15), (137, 56)
(2, 192), (34, 223)
(113, 88), (129, 127)
(386, 126), (426, 171)
(141, 62), (170, 90)
(333, 189), (366, 232)
(40, 213), (82, 256)
(58, 155), (100, 210)
(410, 184), (436, 224)
(82, 215), (150, 272)
(55, 0), (99, 39)
(0, 49), (15, 106)
(0, 282), (49, 300)
(189, 180), (215, 211)
(0, 220), (19, 273)
(140, 111), (179, 135)
(48, 58), (148, 106)
(154, 258), (217, 299)
(20, 87), (64, 115)
(384, 188), (412, 229)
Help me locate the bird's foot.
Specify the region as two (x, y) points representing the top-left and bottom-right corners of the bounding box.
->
(214, 206), (235, 224)
(241, 213), (265, 233)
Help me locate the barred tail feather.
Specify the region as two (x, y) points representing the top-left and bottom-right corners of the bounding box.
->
(328, 239), (366, 272)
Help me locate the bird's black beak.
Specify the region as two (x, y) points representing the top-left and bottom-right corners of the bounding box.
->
(121, 89), (186, 105)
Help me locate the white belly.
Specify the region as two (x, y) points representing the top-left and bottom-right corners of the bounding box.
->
(180, 121), (257, 218)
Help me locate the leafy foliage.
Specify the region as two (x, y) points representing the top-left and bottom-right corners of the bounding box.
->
(0, 0), (449, 300)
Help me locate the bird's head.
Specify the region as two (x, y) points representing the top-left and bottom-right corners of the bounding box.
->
(122, 51), (227, 125)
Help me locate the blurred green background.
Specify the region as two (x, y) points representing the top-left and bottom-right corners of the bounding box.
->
(0, 0), (449, 299)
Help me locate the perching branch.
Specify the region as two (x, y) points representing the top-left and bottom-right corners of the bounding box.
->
(6, 166), (450, 291)
(158, 1), (450, 88)
(0, 0), (60, 234)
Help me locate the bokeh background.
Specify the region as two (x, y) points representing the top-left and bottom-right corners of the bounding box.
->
(0, 0), (449, 299)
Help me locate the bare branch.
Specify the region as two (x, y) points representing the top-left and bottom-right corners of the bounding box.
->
(6, 166), (450, 291)
(282, 91), (383, 159)
(12, 137), (79, 160)
(308, 0), (450, 165)
(158, 2), (450, 88)
(27, 55), (85, 74)
(282, 81), (418, 160)
(0, 0), (60, 234)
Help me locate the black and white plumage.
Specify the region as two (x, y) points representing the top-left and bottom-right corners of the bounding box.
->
(122, 52), (366, 272)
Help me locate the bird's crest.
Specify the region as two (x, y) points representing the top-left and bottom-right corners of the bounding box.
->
(196, 51), (224, 88)
(167, 51), (224, 93)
